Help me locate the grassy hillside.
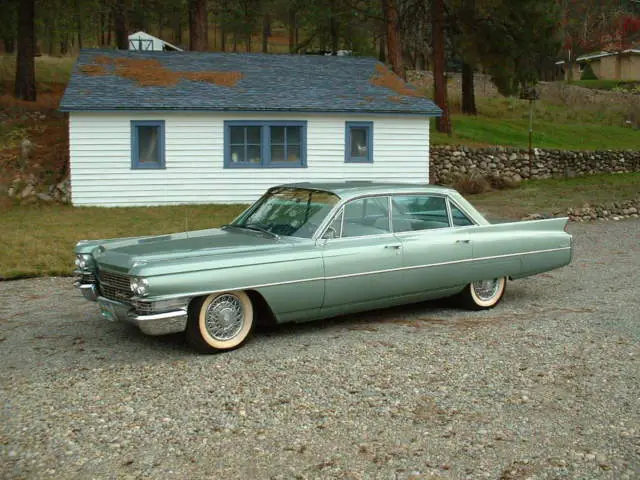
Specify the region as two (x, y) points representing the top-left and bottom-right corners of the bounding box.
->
(430, 90), (640, 150)
(430, 114), (640, 150)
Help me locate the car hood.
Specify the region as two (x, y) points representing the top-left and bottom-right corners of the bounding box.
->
(82, 228), (300, 275)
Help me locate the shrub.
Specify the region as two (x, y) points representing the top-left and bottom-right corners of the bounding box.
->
(453, 172), (490, 194)
(580, 62), (598, 81)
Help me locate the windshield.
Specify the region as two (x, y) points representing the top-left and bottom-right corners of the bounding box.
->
(232, 188), (340, 238)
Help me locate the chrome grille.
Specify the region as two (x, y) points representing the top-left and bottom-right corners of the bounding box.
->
(75, 272), (96, 283)
(132, 301), (153, 315)
(99, 270), (133, 302)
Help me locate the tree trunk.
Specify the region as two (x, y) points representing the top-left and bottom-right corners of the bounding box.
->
(461, 62), (477, 115)
(75, 0), (83, 50)
(114, 0), (128, 50)
(245, 2), (251, 52)
(288, 9), (296, 53)
(107, 10), (112, 46)
(3, 37), (15, 53)
(329, 0), (339, 52)
(262, 13), (270, 53)
(15, 0), (36, 101)
(431, 0), (451, 135)
(188, 0), (208, 51)
(172, 5), (182, 46)
(60, 32), (69, 55)
(381, 0), (404, 79)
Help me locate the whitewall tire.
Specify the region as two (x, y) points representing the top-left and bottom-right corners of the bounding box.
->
(186, 291), (254, 353)
(458, 277), (506, 310)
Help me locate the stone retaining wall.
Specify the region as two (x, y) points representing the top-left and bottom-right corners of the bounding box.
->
(430, 146), (640, 184)
(522, 199), (640, 222)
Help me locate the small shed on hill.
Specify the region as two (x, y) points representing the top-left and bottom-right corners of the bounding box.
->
(59, 50), (441, 206)
(128, 31), (183, 52)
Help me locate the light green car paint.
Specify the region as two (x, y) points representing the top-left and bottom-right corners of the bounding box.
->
(74, 182), (573, 336)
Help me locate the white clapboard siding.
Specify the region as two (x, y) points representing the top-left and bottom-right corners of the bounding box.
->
(69, 112), (430, 206)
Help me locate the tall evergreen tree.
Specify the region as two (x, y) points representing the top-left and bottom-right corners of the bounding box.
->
(189, 0), (208, 50)
(432, 0), (451, 134)
(15, 0), (36, 101)
(114, 0), (129, 49)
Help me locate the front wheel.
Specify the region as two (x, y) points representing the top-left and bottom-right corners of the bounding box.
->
(186, 291), (254, 353)
(456, 277), (506, 310)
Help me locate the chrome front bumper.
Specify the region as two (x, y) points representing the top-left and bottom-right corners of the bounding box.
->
(77, 284), (188, 336)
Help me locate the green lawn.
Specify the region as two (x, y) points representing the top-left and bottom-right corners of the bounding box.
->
(569, 80), (639, 91)
(0, 203), (247, 279)
(1, 174), (638, 280)
(0, 54), (75, 85)
(470, 173), (640, 220)
(431, 95), (640, 150)
(431, 115), (640, 150)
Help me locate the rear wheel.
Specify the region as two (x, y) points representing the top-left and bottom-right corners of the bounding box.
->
(186, 291), (254, 353)
(457, 277), (506, 310)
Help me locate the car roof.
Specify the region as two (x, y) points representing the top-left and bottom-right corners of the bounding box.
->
(275, 181), (456, 200)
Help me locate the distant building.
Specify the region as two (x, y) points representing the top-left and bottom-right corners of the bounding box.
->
(556, 49), (640, 81)
(128, 31), (183, 52)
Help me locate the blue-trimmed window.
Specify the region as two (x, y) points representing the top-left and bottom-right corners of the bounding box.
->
(131, 120), (165, 169)
(224, 121), (307, 168)
(345, 121), (373, 163)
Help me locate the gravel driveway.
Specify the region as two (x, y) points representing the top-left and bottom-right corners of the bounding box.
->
(2, 220), (639, 480)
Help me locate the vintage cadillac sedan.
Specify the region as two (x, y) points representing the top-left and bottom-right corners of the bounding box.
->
(74, 182), (573, 353)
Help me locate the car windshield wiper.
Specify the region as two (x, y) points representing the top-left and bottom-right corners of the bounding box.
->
(221, 223), (279, 239)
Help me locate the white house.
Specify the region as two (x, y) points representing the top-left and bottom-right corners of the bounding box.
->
(128, 31), (183, 51)
(59, 50), (442, 206)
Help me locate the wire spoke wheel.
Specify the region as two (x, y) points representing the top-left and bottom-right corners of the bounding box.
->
(458, 277), (506, 310)
(187, 291), (254, 353)
(471, 279), (502, 302)
(204, 294), (245, 341)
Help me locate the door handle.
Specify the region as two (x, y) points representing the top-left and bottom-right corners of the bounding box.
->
(384, 244), (402, 250)
(455, 239), (471, 244)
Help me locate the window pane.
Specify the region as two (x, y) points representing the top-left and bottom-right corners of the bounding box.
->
(287, 126), (300, 145)
(450, 203), (474, 226)
(230, 146), (245, 163)
(271, 145), (285, 162)
(246, 126), (261, 144)
(343, 197), (389, 237)
(350, 128), (368, 157)
(271, 126), (285, 144)
(138, 125), (159, 163)
(393, 195), (450, 231)
(246, 145), (262, 163)
(284, 145), (300, 163)
(324, 210), (343, 238)
(230, 126), (244, 145)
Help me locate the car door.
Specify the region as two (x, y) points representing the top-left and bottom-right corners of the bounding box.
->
(391, 194), (473, 294)
(320, 195), (404, 310)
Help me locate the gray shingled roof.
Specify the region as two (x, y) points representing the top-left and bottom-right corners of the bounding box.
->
(59, 49), (442, 116)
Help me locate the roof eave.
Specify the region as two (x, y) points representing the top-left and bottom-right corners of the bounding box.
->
(59, 106), (442, 116)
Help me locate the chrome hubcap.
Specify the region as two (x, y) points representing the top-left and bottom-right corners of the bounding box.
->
(204, 294), (244, 341)
(472, 279), (501, 301)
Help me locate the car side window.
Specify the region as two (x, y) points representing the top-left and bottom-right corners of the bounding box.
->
(323, 210), (344, 239)
(341, 196), (391, 237)
(449, 202), (474, 227)
(392, 195), (451, 232)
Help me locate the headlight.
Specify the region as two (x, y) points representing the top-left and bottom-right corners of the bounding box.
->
(130, 277), (150, 296)
(75, 254), (93, 269)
